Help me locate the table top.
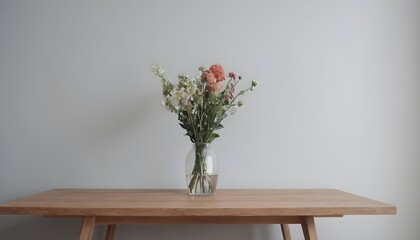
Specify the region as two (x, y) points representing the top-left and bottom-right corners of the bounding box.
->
(0, 189), (396, 217)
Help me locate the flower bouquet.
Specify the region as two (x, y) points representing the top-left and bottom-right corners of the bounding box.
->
(152, 64), (257, 195)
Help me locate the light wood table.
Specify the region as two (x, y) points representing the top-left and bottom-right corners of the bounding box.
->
(0, 189), (396, 240)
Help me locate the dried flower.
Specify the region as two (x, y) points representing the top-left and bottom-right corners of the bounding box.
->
(224, 86), (235, 100)
(209, 64), (225, 82)
(203, 70), (216, 84)
(207, 81), (223, 93)
(229, 72), (236, 80)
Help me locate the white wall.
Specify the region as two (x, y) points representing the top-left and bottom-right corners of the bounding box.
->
(1, 1), (419, 239)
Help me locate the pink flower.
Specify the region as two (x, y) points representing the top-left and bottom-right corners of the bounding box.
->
(209, 64), (225, 82)
(203, 70), (216, 84)
(207, 81), (223, 93)
(224, 87), (235, 100)
(229, 86), (235, 95)
(229, 72), (236, 80)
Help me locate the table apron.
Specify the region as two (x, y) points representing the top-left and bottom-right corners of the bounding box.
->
(88, 215), (343, 224)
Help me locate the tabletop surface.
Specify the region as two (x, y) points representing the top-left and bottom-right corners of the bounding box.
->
(0, 189), (396, 217)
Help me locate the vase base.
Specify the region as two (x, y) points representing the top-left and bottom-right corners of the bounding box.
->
(188, 192), (215, 196)
(186, 174), (218, 196)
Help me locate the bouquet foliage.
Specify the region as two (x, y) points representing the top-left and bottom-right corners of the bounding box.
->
(152, 64), (257, 194)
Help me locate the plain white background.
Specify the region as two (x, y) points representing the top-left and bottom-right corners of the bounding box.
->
(0, 1), (419, 239)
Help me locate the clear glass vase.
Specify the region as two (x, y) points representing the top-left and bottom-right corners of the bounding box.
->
(185, 143), (218, 195)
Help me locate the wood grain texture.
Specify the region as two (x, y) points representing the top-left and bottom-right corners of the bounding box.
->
(301, 216), (318, 240)
(0, 189), (396, 217)
(105, 224), (116, 240)
(94, 216), (305, 224)
(281, 224), (291, 240)
(79, 217), (95, 240)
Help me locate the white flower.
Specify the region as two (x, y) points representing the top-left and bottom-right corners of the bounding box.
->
(168, 87), (195, 111)
(179, 91), (189, 108)
(169, 89), (180, 108)
(158, 68), (165, 76)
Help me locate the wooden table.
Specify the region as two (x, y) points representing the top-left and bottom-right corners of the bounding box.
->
(0, 189), (396, 240)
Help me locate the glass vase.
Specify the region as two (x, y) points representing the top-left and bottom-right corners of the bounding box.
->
(185, 143), (218, 195)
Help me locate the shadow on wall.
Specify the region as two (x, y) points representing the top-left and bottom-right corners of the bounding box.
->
(98, 224), (274, 240)
(0, 216), (81, 240)
(0, 216), (279, 240)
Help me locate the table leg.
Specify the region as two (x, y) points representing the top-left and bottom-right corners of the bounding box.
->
(79, 217), (96, 240)
(105, 224), (116, 240)
(280, 224), (291, 240)
(301, 217), (318, 240)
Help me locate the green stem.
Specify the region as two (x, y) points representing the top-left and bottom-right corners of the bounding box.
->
(187, 109), (199, 143)
(188, 143), (212, 194)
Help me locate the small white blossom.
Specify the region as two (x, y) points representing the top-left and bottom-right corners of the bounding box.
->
(158, 68), (164, 76)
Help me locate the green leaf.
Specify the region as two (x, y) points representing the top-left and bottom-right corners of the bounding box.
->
(207, 133), (220, 143)
(213, 124), (224, 130)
